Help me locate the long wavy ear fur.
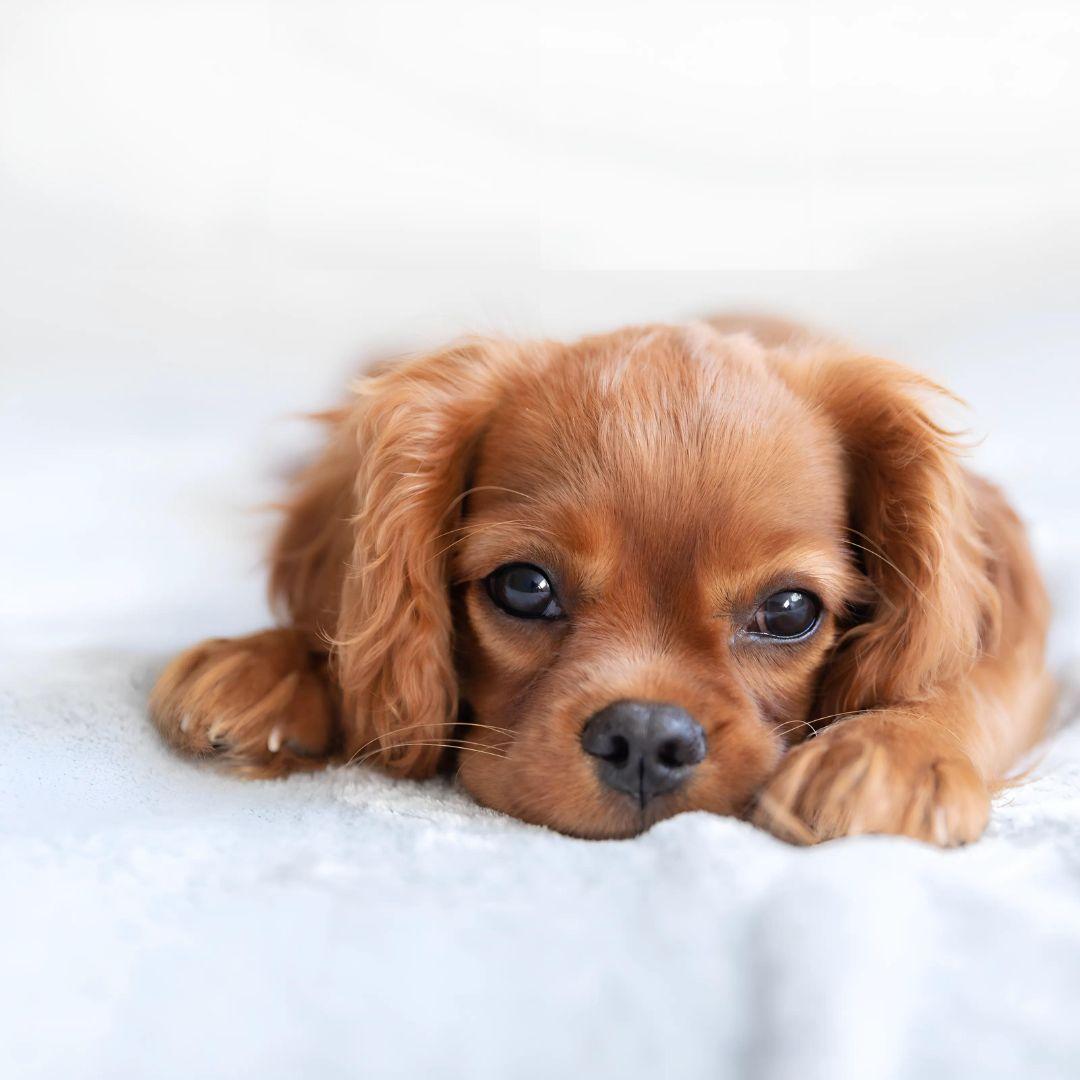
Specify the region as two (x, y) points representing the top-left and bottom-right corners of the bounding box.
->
(268, 407), (360, 647)
(777, 349), (999, 715)
(328, 339), (521, 777)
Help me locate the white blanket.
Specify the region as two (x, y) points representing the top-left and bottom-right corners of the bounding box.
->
(3, 648), (1080, 1080)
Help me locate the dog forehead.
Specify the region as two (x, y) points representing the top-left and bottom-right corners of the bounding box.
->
(474, 327), (846, 535)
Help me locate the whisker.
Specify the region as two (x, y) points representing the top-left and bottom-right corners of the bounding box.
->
(434, 518), (542, 541)
(429, 521), (555, 563)
(352, 740), (509, 769)
(842, 539), (921, 599)
(443, 485), (537, 513)
(774, 707), (890, 741)
(773, 717), (820, 739)
(841, 530), (980, 665)
(774, 706), (968, 758)
(345, 720), (516, 765)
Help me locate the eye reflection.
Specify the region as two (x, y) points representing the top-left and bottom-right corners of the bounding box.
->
(486, 563), (564, 620)
(748, 590), (821, 639)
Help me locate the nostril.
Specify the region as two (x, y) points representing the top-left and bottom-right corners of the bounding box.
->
(605, 734), (630, 767)
(651, 707), (706, 771)
(581, 704), (644, 766)
(582, 729), (631, 766)
(656, 738), (685, 769)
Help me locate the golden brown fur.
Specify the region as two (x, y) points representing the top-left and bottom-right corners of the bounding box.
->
(150, 318), (1052, 844)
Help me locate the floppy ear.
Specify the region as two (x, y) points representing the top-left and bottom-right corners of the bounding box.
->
(333, 340), (517, 778)
(778, 349), (998, 714)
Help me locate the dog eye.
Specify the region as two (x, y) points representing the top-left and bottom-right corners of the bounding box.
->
(486, 563), (564, 619)
(748, 590), (820, 639)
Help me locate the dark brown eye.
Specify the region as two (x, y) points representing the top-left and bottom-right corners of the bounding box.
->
(486, 563), (563, 619)
(749, 590), (820, 639)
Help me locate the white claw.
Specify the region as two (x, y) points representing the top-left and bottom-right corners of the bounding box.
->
(179, 714), (191, 733)
(267, 725), (283, 753)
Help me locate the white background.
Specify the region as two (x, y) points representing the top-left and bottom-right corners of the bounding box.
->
(2, 5), (1080, 1079)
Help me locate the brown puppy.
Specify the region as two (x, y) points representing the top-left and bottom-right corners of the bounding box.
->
(150, 317), (1052, 844)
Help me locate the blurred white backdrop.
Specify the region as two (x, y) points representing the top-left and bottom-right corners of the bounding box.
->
(2, 0), (1078, 654)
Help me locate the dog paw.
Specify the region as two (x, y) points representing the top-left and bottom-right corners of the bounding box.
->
(751, 714), (990, 847)
(149, 630), (337, 777)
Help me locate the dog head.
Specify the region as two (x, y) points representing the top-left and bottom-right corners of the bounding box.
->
(294, 322), (988, 838)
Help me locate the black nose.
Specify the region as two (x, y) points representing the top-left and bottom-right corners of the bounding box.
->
(581, 700), (706, 806)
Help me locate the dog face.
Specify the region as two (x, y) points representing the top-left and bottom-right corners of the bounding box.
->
(321, 323), (987, 838)
(450, 328), (857, 836)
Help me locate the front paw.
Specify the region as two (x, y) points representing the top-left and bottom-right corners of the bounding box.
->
(149, 630), (337, 777)
(751, 715), (990, 847)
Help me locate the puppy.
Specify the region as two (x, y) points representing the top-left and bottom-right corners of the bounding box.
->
(150, 317), (1052, 844)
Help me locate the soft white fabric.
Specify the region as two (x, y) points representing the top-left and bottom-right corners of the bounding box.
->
(4, 2), (1080, 1076)
(2, 651), (1080, 1080)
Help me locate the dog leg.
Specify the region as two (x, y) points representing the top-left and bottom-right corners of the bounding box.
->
(149, 629), (338, 777)
(752, 656), (1054, 847)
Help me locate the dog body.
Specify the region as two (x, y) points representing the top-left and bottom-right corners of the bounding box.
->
(151, 318), (1052, 844)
